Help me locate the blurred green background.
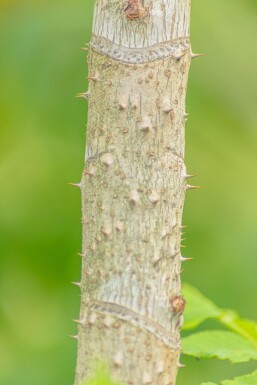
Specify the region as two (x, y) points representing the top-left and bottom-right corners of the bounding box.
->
(0, 0), (257, 384)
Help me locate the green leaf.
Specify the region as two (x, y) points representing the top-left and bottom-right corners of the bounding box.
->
(221, 370), (257, 385)
(182, 285), (257, 346)
(182, 330), (257, 363)
(182, 284), (221, 330)
(220, 310), (257, 346)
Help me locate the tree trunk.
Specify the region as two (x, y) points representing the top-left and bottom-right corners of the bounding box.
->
(74, 1), (192, 384)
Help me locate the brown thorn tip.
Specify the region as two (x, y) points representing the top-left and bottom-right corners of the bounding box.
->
(69, 182), (81, 188)
(185, 174), (197, 180)
(76, 92), (91, 99)
(191, 53), (204, 59)
(71, 281), (81, 288)
(186, 184), (201, 190)
(180, 256), (193, 262)
(86, 75), (100, 82)
(70, 335), (78, 340)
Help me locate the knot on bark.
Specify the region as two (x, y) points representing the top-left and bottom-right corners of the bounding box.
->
(124, 0), (146, 19)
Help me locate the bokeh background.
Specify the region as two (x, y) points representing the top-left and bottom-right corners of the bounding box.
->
(0, 0), (257, 384)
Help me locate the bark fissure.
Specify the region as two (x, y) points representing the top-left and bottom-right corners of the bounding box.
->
(74, 1), (191, 384)
(89, 301), (179, 348)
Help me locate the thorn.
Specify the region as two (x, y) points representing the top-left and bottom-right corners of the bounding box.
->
(113, 351), (124, 368)
(153, 254), (162, 265)
(73, 318), (86, 326)
(180, 245), (186, 248)
(129, 190), (140, 205)
(69, 182), (81, 189)
(119, 103), (127, 110)
(70, 335), (78, 340)
(131, 96), (139, 109)
(182, 169), (196, 180)
(81, 43), (89, 51)
(101, 225), (112, 237)
(156, 360), (165, 374)
(86, 76), (99, 82)
(88, 312), (97, 325)
(77, 252), (84, 257)
(71, 281), (81, 288)
(162, 97), (172, 113)
(115, 221), (124, 232)
(184, 112), (189, 117)
(86, 72), (100, 82)
(103, 315), (114, 328)
(180, 225), (187, 229)
(184, 174), (197, 180)
(118, 95), (128, 110)
(186, 184), (201, 190)
(180, 256), (193, 262)
(178, 362), (186, 368)
(191, 53), (204, 59)
(142, 372), (152, 385)
(101, 153), (114, 167)
(140, 116), (152, 132)
(83, 169), (95, 177)
(76, 92), (91, 100)
(149, 191), (159, 204)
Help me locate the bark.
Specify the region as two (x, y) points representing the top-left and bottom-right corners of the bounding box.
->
(74, 1), (192, 384)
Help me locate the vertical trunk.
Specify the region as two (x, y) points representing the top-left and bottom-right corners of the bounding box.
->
(75, 1), (192, 384)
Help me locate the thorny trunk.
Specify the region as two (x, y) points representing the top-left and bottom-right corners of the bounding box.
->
(74, 1), (195, 384)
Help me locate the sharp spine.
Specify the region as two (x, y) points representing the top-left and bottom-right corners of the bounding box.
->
(184, 174), (196, 180)
(180, 256), (193, 262)
(73, 318), (86, 326)
(70, 335), (79, 340)
(69, 182), (81, 188)
(71, 281), (81, 288)
(86, 72), (100, 82)
(186, 184), (201, 190)
(76, 92), (91, 99)
(191, 52), (204, 59)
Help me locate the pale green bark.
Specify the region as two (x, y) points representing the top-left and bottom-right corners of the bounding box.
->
(74, 1), (192, 384)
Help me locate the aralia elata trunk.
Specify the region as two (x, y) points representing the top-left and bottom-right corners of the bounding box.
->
(72, 1), (199, 384)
